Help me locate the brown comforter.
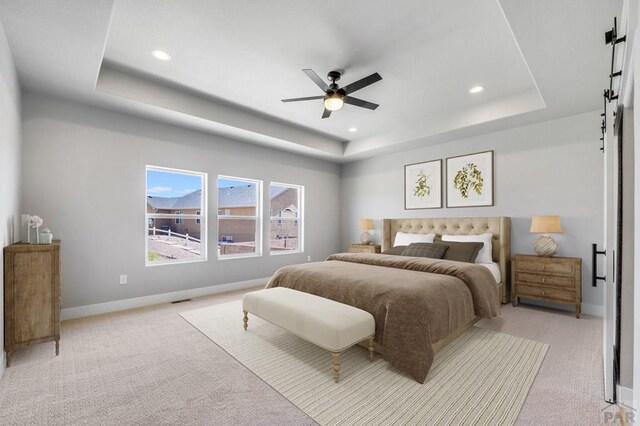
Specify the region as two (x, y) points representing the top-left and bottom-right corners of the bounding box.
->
(266, 253), (500, 383)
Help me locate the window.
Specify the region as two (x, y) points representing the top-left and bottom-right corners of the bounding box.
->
(146, 166), (207, 266)
(217, 175), (262, 258)
(175, 211), (184, 224)
(270, 182), (303, 254)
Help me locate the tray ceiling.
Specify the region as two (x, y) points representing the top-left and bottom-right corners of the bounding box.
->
(0, 0), (621, 161)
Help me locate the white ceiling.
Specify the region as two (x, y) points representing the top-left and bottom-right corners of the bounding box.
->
(0, 0), (622, 162)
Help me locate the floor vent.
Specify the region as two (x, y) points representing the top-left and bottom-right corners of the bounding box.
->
(170, 298), (192, 304)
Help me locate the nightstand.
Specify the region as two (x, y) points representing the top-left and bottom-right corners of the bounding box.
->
(348, 244), (381, 254)
(512, 254), (582, 318)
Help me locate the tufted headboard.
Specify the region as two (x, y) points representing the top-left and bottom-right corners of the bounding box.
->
(382, 217), (511, 304)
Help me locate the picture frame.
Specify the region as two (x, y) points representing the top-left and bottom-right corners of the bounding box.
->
(446, 150), (494, 208)
(404, 159), (442, 209)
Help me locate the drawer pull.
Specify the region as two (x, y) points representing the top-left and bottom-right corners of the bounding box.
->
(542, 290), (546, 296)
(541, 278), (546, 283)
(541, 265), (546, 270)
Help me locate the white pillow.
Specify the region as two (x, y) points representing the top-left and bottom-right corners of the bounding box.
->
(441, 233), (493, 264)
(393, 232), (435, 247)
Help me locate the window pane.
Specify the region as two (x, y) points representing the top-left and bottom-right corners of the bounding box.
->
(218, 178), (257, 216)
(270, 184), (302, 253)
(147, 167), (206, 265)
(218, 219), (257, 256)
(147, 222), (203, 264)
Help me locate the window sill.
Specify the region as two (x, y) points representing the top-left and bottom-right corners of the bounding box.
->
(218, 253), (263, 261)
(145, 258), (207, 267)
(269, 250), (303, 256)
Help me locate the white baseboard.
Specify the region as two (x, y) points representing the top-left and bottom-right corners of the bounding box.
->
(617, 385), (635, 410)
(0, 352), (4, 381)
(581, 303), (604, 317)
(61, 277), (269, 320)
(517, 299), (604, 317)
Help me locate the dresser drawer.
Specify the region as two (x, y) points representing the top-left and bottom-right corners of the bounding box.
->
(516, 258), (575, 275)
(515, 272), (575, 289)
(348, 244), (381, 254)
(516, 283), (575, 303)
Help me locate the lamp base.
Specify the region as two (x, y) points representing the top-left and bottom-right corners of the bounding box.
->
(534, 234), (558, 257)
(360, 231), (373, 245)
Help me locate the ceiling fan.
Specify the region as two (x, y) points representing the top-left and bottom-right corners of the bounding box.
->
(281, 69), (382, 119)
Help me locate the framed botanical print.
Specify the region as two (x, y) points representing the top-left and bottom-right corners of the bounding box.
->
(404, 159), (442, 209)
(446, 150), (494, 208)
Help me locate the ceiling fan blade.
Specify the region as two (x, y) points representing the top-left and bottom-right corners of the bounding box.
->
(342, 72), (382, 95)
(303, 69), (329, 92)
(322, 108), (332, 119)
(281, 95), (325, 103)
(344, 96), (379, 110)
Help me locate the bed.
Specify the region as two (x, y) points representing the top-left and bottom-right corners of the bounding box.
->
(266, 216), (511, 383)
(382, 216), (511, 304)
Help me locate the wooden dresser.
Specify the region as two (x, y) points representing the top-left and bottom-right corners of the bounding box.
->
(348, 244), (381, 254)
(511, 254), (582, 318)
(4, 241), (61, 366)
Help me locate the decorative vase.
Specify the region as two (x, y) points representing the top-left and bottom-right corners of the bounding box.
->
(28, 227), (40, 244)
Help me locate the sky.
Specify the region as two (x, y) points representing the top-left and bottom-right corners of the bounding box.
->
(146, 170), (252, 197)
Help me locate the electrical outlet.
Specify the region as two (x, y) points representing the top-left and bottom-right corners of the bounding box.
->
(307, 256), (311, 262)
(119, 275), (127, 285)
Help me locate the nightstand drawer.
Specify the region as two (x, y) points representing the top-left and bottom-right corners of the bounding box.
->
(517, 258), (575, 275)
(517, 284), (575, 302)
(515, 272), (575, 288)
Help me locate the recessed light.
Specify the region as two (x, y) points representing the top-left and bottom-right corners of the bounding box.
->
(348, 127), (358, 132)
(469, 86), (484, 94)
(151, 50), (172, 61)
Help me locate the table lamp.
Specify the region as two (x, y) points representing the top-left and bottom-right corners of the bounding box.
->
(359, 219), (374, 245)
(530, 216), (562, 257)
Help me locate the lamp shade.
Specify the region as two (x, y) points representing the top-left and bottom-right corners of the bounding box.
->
(530, 216), (562, 234)
(359, 219), (374, 231)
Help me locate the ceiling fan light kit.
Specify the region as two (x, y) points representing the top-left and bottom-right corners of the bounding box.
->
(324, 93), (344, 111)
(282, 69), (382, 119)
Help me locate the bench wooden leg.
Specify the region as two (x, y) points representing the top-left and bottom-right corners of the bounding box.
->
(243, 310), (248, 330)
(368, 337), (374, 362)
(331, 352), (340, 383)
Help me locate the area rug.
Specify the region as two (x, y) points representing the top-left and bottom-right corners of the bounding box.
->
(180, 301), (548, 426)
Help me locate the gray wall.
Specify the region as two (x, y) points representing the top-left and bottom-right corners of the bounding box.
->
(21, 93), (341, 309)
(341, 110), (604, 311)
(0, 21), (21, 376)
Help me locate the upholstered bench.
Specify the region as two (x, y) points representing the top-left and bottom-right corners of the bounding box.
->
(242, 287), (375, 383)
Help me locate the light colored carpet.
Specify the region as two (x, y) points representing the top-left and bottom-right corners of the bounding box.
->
(0, 287), (608, 425)
(476, 304), (609, 425)
(181, 301), (549, 426)
(0, 288), (315, 426)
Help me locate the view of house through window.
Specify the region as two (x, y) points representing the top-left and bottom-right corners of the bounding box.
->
(217, 176), (262, 257)
(146, 166), (207, 265)
(270, 183), (303, 253)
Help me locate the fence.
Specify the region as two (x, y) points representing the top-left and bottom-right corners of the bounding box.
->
(148, 227), (201, 244)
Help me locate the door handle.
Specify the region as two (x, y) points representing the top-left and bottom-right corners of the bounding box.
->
(592, 243), (606, 287)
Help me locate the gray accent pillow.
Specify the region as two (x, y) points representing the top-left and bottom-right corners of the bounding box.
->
(440, 241), (484, 263)
(382, 245), (407, 255)
(401, 243), (448, 259)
